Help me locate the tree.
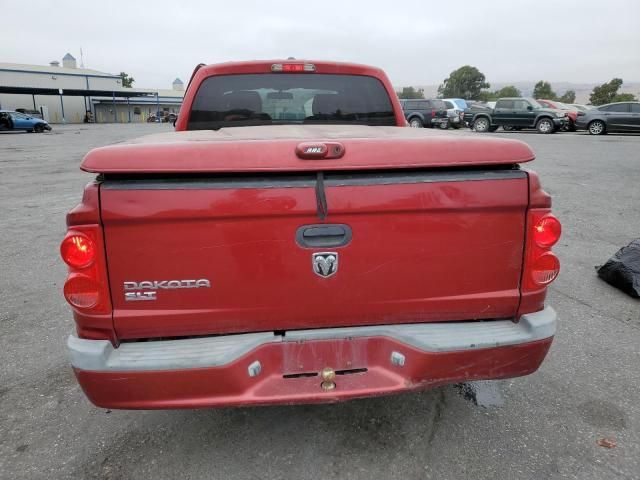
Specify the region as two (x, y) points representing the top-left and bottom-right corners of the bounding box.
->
(477, 85), (521, 102)
(495, 85), (521, 98)
(396, 86), (425, 99)
(120, 72), (135, 88)
(477, 90), (497, 102)
(613, 93), (637, 102)
(558, 90), (576, 103)
(589, 78), (624, 105)
(533, 81), (556, 100)
(438, 66), (489, 100)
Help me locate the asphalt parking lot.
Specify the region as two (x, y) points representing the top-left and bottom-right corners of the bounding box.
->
(1, 124), (638, 480)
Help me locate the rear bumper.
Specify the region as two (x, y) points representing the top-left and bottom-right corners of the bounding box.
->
(69, 307), (556, 409)
(430, 117), (449, 126)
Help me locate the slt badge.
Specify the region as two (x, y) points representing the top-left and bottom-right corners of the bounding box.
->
(312, 252), (338, 278)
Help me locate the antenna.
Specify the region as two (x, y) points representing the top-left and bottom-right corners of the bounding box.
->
(80, 48), (85, 68)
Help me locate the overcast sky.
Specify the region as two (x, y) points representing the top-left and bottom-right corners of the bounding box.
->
(2, 0), (639, 89)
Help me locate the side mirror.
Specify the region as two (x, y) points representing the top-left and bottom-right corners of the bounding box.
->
(527, 105), (533, 111)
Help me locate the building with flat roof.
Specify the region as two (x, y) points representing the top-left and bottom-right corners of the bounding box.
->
(0, 54), (184, 123)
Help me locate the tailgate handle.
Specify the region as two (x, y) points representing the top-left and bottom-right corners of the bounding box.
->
(296, 224), (352, 248)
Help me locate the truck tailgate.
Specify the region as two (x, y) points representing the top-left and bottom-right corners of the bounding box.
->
(100, 168), (529, 340)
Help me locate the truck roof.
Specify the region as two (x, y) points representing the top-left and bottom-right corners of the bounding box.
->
(192, 59), (387, 79)
(81, 125), (534, 174)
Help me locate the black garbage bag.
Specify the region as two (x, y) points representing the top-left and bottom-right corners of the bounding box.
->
(597, 239), (640, 298)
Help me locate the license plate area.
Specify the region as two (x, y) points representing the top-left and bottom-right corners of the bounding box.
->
(281, 337), (369, 376)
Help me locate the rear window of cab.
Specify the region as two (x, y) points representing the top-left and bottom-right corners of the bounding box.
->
(187, 73), (396, 130)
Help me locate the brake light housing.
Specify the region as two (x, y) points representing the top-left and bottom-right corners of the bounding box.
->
(522, 210), (561, 292)
(271, 63), (316, 73)
(61, 225), (111, 315)
(62, 182), (115, 343)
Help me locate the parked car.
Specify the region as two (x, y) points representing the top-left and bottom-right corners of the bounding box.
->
(464, 97), (566, 134)
(399, 98), (448, 128)
(148, 112), (176, 123)
(62, 59), (560, 409)
(0, 110), (51, 133)
(575, 101), (640, 135)
(462, 103), (494, 129)
(568, 104), (593, 113)
(443, 98), (468, 110)
(15, 108), (43, 119)
(443, 99), (466, 129)
(537, 99), (578, 131)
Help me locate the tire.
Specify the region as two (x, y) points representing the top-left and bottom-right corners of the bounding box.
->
(536, 117), (554, 134)
(473, 117), (490, 132)
(34, 124), (44, 133)
(588, 120), (606, 135)
(439, 119), (449, 129)
(503, 125), (514, 131)
(409, 117), (423, 128)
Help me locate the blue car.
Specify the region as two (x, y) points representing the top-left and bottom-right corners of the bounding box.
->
(0, 110), (52, 133)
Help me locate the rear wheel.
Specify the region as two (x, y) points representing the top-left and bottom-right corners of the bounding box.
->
(409, 117), (423, 128)
(536, 117), (554, 134)
(588, 120), (606, 135)
(473, 117), (490, 132)
(439, 119), (449, 129)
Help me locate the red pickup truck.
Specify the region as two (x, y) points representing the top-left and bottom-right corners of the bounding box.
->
(62, 60), (561, 409)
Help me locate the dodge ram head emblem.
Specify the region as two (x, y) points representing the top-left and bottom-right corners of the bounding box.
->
(312, 252), (338, 278)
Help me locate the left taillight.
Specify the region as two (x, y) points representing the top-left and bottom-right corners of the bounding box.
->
(523, 211), (562, 291)
(61, 232), (95, 269)
(60, 225), (111, 315)
(64, 182), (115, 343)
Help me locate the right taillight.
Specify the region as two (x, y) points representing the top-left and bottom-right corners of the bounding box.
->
(531, 252), (560, 285)
(533, 215), (561, 248)
(523, 211), (561, 290)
